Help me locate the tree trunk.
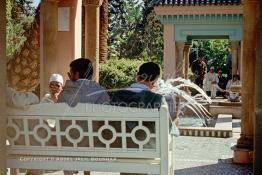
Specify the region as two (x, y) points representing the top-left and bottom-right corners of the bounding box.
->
(7, 8), (40, 92)
(99, 0), (108, 63)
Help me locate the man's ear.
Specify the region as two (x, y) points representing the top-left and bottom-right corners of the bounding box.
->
(75, 72), (80, 80)
(135, 75), (139, 82)
(70, 71), (80, 81)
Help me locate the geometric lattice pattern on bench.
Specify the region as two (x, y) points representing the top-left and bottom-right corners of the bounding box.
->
(7, 116), (160, 158)
(6, 103), (173, 175)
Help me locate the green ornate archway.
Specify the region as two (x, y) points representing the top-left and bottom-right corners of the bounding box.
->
(154, 0), (243, 78)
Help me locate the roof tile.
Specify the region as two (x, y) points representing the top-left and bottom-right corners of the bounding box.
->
(153, 0), (241, 6)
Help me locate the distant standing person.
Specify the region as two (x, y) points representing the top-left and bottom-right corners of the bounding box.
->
(217, 68), (227, 97)
(204, 66), (218, 99)
(191, 53), (207, 88)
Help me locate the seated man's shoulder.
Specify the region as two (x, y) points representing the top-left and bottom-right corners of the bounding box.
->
(142, 90), (162, 99)
(110, 90), (162, 108)
(63, 80), (107, 93)
(58, 80), (109, 105)
(84, 80), (106, 90)
(84, 80), (110, 102)
(110, 90), (137, 103)
(141, 90), (163, 106)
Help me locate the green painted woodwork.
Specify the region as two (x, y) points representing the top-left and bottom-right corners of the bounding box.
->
(158, 14), (243, 24)
(154, 0), (241, 6)
(174, 24), (242, 41)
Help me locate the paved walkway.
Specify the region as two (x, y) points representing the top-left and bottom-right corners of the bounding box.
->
(172, 119), (252, 175)
(173, 136), (252, 175)
(9, 120), (252, 175)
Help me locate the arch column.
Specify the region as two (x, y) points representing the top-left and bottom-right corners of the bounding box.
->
(40, 0), (58, 97)
(254, 1), (262, 173)
(0, 0), (6, 174)
(237, 41), (243, 76)
(233, 0), (259, 164)
(184, 42), (192, 79)
(163, 24), (176, 79)
(231, 41), (239, 76)
(83, 0), (103, 82)
(176, 42), (185, 78)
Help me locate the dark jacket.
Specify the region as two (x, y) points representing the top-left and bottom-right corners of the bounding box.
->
(110, 89), (163, 130)
(110, 90), (162, 109)
(218, 75), (227, 90)
(191, 59), (207, 81)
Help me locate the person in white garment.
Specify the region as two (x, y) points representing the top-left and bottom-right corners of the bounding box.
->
(204, 66), (219, 99)
(226, 74), (241, 90)
(6, 87), (39, 108)
(40, 73), (64, 103)
(226, 74), (242, 101)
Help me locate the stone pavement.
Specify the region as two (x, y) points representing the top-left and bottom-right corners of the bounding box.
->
(9, 120), (252, 175)
(173, 119), (252, 175)
(173, 136), (252, 175)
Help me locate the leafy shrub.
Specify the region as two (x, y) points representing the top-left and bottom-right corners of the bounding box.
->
(193, 40), (230, 73)
(99, 58), (144, 90)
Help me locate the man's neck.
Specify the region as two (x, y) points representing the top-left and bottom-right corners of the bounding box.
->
(137, 81), (150, 88)
(130, 82), (150, 90)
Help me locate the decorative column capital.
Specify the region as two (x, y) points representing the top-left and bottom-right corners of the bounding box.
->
(231, 41), (240, 50)
(176, 41), (185, 50)
(83, 0), (103, 7)
(185, 40), (192, 48)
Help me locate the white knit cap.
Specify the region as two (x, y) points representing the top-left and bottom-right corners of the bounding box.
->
(49, 74), (63, 84)
(210, 66), (215, 70)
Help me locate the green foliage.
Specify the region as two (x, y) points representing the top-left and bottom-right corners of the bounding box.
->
(99, 58), (144, 89)
(141, 0), (163, 63)
(13, 0), (35, 17)
(108, 1), (230, 76)
(108, 0), (143, 59)
(108, 0), (163, 63)
(193, 40), (230, 73)
(6, 0), (34, 58)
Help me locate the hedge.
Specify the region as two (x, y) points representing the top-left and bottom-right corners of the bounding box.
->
(99, 58), (144, 90)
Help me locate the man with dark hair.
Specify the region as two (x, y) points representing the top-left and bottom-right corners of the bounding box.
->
(68, 58), (93, 80)
(110, 62), (163, 175)
(58, 58), (109, 106)
(191, 53), (207, 88)
(111, 62), (162, 109)
(58, 58), (109, 175)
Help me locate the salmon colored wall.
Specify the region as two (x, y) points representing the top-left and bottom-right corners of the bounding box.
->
(163, 24), (177, 79)
(57, 0), (82, 82)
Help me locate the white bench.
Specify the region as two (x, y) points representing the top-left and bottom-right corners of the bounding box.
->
(6, 103), (174, 175)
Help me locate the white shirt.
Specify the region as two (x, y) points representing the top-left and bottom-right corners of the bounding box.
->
(128, 82), (149, 92)
(204, 72), (219, 91)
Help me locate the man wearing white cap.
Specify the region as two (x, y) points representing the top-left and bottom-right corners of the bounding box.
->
(25, 74), (63, 175)
(204, 66), (218, 99)
(41, 73), (64, 103)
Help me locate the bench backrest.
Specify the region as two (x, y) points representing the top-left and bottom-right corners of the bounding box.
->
(6, 103), (170, 159)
